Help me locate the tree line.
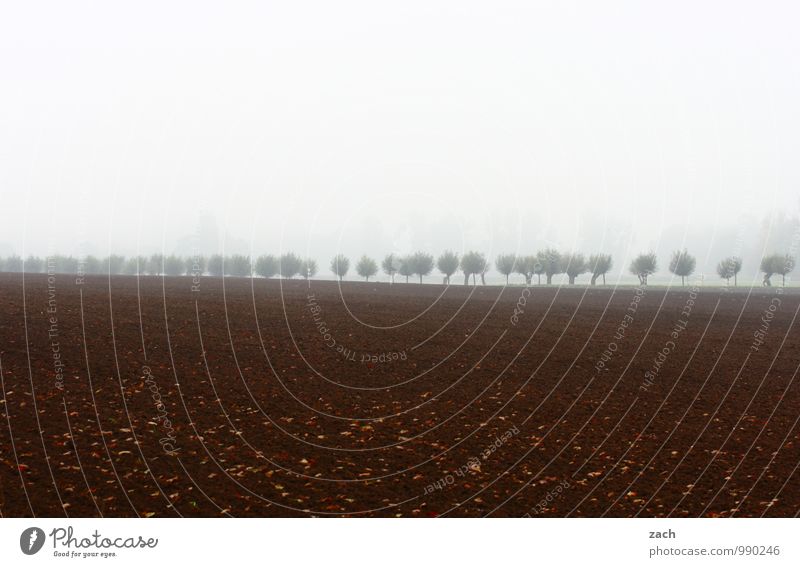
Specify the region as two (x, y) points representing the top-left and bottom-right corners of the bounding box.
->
(1, 249), (794, 286)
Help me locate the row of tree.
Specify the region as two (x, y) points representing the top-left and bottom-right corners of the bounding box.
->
(0, 250), (794, 286)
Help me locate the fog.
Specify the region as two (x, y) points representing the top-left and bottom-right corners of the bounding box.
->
(1, 1), (799, 280)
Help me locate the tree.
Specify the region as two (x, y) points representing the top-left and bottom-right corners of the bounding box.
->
(331, 254), (349, 281)
(773, 254), (795, 287)
(630, 252), (658, 285)
(668, 249), (696, 286)
(460, 251), (488, 285)
(397, 256), (414, 283)
(716, 256), (742, 286)
(495, 254), (517, 285)
(588, 253), (613, 285)
(437, 251), (460, 284)
(255, 255), (278, 278)
(514, 255), (539, 285)
(410, 251), (434, 283)
(382, 254), (400, 283)
(207, 254), (224, 277)
(279, 253), (302, 278)
(24, 256), (44, 273)
(356, 255), (378, 281)
(761, 253), (795, 287)
(226, 255), (252, 277)
(123, 256), (145, 275)
(107, 255), (126, 275)
(300, 258), (318, 279)
(561, 252), (587, 285)
(185, 255), (206, 277)
(164, 255), (185, 276)
(4, 255), (22, 272)
(537, 248), (562, 284)
(83, 255), (103, 274)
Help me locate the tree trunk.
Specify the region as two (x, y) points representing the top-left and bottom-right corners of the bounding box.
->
(419, 275), (423, 284)
(481, 273), (486, 285)
(783, 274), (786, 287)
(681, 275), (685, 286)
(590, 274), (597, 285)
(506, 274), (509, 285)
(546, 274), (553, 285)
(734, 273), (737, 286)
(764, 274), (772, 286)
(464, 273), (469, 285)
(405, 275), (409, 283)
(569, 275), (575, 284)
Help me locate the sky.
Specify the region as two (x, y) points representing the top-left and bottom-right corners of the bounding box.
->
(1, 1), (799, 278)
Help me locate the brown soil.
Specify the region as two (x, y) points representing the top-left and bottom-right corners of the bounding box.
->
(1, 273), (799, 517)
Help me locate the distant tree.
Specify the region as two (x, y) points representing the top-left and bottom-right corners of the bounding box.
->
(255, 255), (279, 278)
(761, 253), (795, 287)
(773, 254), (796, 287)
(0, 257), (5, 272)
(561, 252), (587, 285)
(537, 248), (562, 284)
(4, 255), (22, 272)
(716, 257), (742, 286)
(356, 255), (378, 281)
(300, 258), (318, 279)
(207, 254), (224, 277)
(588, 253), (613, 285)
(630, 252), (658, 285)
(107, 255), (126, 275)
(24, 256), (44, 273)
(437, 251), (460, 284)
(668, 249), (696, 286)
(146, 254), (164, 275)
(382, 254), (400, 283)
(330, 254), (350, 281)
(495, 254), (517, 285)
(460, 251), (488, 285)
(514, 255), (538, 285)
(279, 253), (303, 278)
(410, 251), (434, 283)
(398, 256), (414, 283)
(185, 255), (206, 276)
(123, 256), (140, 275)
(226, 255), (252, 277)
(83, 255), (103, 274)
(164, 255), (185, 276)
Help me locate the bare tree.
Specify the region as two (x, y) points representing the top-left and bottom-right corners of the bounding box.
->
(356, 255), (378, 281)
(436, 251), (459, 284)
(716, 256), (741, 286)
(331, 254), (350, 281)
(460, 251), (488, 285)
(300, 258), (318, 279)
(514, 255), (538, 285)
(668, 249), (696, 286)
(495, 254), (517, 285)
(630, 252), (658, 285)
(255, 255), (279, 278)
(588, 253), (613, 285)
(279, 253), (302, 278)
(537, 248), (562, 284)
(410, 251), (434, 283)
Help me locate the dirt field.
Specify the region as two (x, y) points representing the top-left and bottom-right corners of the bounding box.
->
(1, 272), (799, 517)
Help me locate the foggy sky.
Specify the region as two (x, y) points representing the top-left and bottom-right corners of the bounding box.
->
(1, 1), (799, 279)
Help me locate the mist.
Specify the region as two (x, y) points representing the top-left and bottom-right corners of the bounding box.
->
(2, 1), (799, 282)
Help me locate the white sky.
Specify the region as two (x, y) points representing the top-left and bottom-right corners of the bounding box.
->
(1, 1), (798, 273)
